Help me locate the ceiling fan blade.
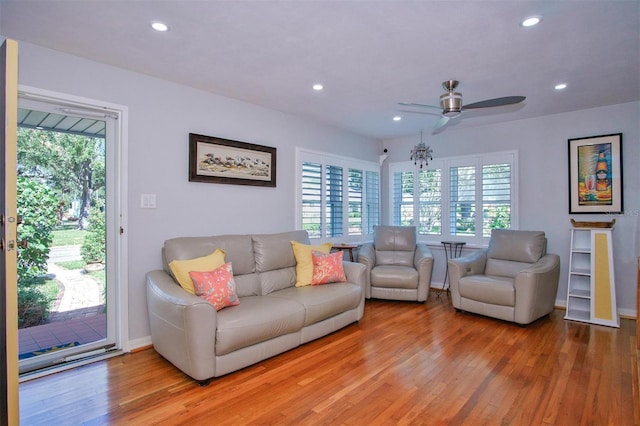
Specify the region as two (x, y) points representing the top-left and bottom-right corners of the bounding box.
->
(398, 102), (441, 110)
(398, 109), (442, 117)
(433, 116), (450, 131)
(462, 96), (526, 110)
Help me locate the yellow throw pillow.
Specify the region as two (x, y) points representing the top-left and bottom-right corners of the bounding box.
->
(168, 248), (226, 294)
(291, 241), (332, 287)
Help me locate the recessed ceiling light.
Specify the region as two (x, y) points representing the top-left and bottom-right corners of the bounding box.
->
(555, 83), (568, 90)
(520, 16), (542, 28)
(393, 116), (402, 121)
(312, 84), (324, 91)
(151, 22), (169, 32)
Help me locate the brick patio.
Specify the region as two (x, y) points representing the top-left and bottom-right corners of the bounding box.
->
(18, 306), (107, 357)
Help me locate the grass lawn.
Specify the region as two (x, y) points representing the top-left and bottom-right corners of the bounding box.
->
(52, 228), (86, 246)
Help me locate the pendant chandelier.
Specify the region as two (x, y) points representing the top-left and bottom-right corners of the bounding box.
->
(409, 131), (433, 169)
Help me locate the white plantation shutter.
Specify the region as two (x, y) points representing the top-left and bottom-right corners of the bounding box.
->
(325, 165), (343, 237)
(482, 163), (511, 236)
(365, 170), (380, 234)
(301, 162), (322, 238)
(450, 165), (476, 236)
(393, 170), (414, 226)
(348, 169), (363, 235)
(418, 168), (441, 235)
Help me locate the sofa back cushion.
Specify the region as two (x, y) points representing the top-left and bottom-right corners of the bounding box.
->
(163, 235), (259, 297)
(253, 230), (309, 294)
(484, 230), (547, 278)
(374, 225), (416, 267)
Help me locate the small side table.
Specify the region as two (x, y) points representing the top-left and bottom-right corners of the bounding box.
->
(331, 244), (360, 262)
(441, 241), (466, 295)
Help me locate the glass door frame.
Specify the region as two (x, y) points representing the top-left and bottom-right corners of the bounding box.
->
(17, 86), (129, 378)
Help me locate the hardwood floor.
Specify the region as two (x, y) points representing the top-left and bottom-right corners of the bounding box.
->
(20, 296), (639, 425)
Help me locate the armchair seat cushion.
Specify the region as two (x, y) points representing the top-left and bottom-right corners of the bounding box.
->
(215, 296), (305, 356)
(371, 265), (418, 289)
(459, 275), (515, 306)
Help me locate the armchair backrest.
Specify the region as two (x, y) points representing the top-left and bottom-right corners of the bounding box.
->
(373, 225), (416, 266)
(485, 229), (547, 277)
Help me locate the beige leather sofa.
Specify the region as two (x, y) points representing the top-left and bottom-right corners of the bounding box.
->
(146, 230), (366, 383)
(357, 225), (434, 302)
(447, 229), (560, 325)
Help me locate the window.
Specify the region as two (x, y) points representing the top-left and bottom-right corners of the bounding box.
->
(389, 151), (517, 242)
(297, 149), (379, 240)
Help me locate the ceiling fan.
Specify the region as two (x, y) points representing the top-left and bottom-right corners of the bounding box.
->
(399, 80), (526, 132)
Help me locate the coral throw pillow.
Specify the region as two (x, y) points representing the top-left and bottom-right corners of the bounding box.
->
(189, 262), (240, 311)
(311, 250), (347, 285)
(291, 241), (333, 287)
(168, 248), (226, 295)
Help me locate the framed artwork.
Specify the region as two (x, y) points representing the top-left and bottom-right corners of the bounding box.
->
(189, 133), (276, 187)
(568, 133), (623, 214)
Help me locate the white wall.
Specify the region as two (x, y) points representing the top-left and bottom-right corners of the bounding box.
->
(381, 102), (640, 316)
(13, 41), (379, 343)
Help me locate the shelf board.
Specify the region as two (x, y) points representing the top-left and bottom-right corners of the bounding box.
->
(571, 248), (591, 254)
(565, 309), (590, 322)
(568, 289), (591, 299)
(570, 268), (591, 276)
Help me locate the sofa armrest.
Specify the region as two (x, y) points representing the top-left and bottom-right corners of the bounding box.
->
(514, 254), (561, 324)
(146, 270), (218, 382)
(342, 261), (367, 319)
(447, 250), (488, 307)
(356, 243), (375, 298)
(414, 244), (434, 302)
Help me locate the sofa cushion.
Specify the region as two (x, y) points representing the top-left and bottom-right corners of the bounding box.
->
(371, 265), (418, 289)
(291, 241), (333, 287)
(373, 225), (416, 251)
(253, 231), (308, 272)
(168, 249), (226, 294)
(487, 230), (546, 263)
(485, 258), (534, 278)
(164, 235), (255, 276)
(189, 262), (240, 311)
(311, 251), (347, 285)
(459, 275), (515, 306)
(258, 267), (297, 295)
(267, 283), (361, 326)
(215, 296), (305, 356)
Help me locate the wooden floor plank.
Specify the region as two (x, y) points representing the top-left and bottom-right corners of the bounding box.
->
(19, 297), (639, 425)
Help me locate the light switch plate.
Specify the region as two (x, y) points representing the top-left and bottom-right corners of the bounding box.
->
(140, 194), (156, 209)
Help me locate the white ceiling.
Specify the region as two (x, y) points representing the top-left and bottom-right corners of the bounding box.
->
(1, 1), (638, 140)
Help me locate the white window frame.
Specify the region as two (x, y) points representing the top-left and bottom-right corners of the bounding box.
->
(389, 150), (518, 245)
(296, 148), (380, 243)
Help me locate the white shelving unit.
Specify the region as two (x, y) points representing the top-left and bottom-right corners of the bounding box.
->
(565, 226), (619, 327)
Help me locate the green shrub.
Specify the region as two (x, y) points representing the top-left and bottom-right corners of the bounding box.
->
(17, 177), (59, 327)
(17, 278), (58, 328)
(17, 177), (59, 279)
(81, 202), (105, 264)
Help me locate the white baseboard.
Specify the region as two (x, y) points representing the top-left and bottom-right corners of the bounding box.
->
(128, 336), (152, 352)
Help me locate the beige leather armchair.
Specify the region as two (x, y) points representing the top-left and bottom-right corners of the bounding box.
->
(448, 229), (560, 325)
(357, 225), (434, 302)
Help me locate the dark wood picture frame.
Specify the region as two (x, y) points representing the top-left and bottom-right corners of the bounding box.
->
(568, 133), (623, 214)
(189, 133), (276, 187)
